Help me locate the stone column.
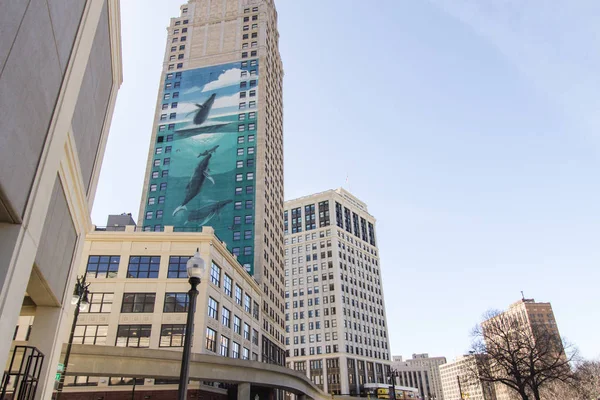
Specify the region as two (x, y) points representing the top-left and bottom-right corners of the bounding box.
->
(238, 382), (251, 400)
(27, 305), (69, 400)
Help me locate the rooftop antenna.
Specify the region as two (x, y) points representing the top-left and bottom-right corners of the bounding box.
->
(345, 173), (351, 193)
(521, 290), (525, 300)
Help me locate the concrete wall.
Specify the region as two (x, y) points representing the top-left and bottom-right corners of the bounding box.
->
(0, 0), (87, 222)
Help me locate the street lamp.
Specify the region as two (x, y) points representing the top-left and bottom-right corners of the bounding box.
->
(56, 275), (90, 400)
(177, 249), (206, 400)
(387, 368), (397, 400)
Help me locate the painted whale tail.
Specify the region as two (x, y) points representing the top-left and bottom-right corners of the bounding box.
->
(172, 205), (187, 216)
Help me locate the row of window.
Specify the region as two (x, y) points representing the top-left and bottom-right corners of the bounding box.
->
(205, 327), (257, 360)
(81, 292), (189, 314)
(86, 256), (225, 280)
(209, 263), (260, 321)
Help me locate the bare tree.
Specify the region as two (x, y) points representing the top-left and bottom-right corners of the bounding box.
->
(467, 310), (577, 400)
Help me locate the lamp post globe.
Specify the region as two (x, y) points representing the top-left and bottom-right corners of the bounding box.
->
(186, 248), (205, 280)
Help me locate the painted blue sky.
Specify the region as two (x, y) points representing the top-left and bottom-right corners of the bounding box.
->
(92, 1), (600, 361)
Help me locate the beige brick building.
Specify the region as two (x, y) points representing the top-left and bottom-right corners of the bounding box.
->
(439, 355), (496, 400)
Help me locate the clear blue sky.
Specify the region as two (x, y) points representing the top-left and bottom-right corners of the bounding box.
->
(92, 0), (600, 361)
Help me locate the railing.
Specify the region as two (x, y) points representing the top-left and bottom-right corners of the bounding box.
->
(0, 346), (44, 400)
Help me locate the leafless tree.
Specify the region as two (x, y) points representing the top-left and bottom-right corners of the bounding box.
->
(467, 310), (578, 400)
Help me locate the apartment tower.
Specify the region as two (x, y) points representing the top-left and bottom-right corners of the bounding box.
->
(439, 355), (497, 400)
(483, 298), (562, 400)
(283, 188), (391, 395)
(136, 0), (285, 364)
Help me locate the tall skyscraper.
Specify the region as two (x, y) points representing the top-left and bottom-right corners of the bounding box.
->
(392, 353), (447, 400)
(136, 0), (285, 364)
(482, 298), (562, 400)
(283, 188), (391, 395)
(0, 1), (122, 398)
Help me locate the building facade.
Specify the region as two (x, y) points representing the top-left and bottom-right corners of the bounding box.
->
(136, 0), (285, 365)
(283, 189), (391, 395)
(392, 353), (447, 400)
(482, 298), (561, 400)
(439, 356), (496, 400)
(13, 224), (263, 396)
(0, 0), (122, 398)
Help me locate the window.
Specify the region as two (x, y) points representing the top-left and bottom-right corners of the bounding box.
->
(162, 170), (169, 177)
(243, 246), (252, 255)
(235, 187), (243, 195)
(247, 159), (254, 167)
(158, 196), (166, 204)
(159, 182), (167, 190)
(232, 341), (240, 358)
(177, 63), (183, 69)
(246, 186), (254, 194)
(86, 256), (119, 279)
(169, 112), (176, 119)
(244, 294), (251, 313)
(152, 171), (159, 178)
(249, 112), (256, 118)
(164, 293), (189, 312)
(248, 147), (255, 155)
(233, 231), (241, 240)
(73, 325), (107, 345)
(252, 32), (257, 39)
(160, 325), (185, 347)
(220, 336), (230, 357)
(245, 215), (253, 224)
(121, 293), (155, 313)
(235, 285), (243, 305)
(236, 160), (244, 168)
(168, 256), (189, 278)
(163, 158), (170, 165)
(236, 173), (243, 182)
(244, 230), (252, 239)
(234, 316), (242, 335)
(156, 210), (163, 219)
(234, 216), (241, 225)
(252, 329), (259, 345)
(127, 256), (160, 278)
(223, 274), (232, 296)
(245, 200), (253, 209)
(208, 297), (218, 319)
(246, 172), (254, 180)
(237, 148), (244, 156)
(116, 325), (151, 348)
(243, 323), (250, 340)
(242, 348), (250, 360)
(206, 327), (217, 352)
(180, 36), (186, 42)
(222, 307), (231, 327)
(82, 293), (113, 313)
(253, 301), (259, 320)
(210, 262), (221, 286)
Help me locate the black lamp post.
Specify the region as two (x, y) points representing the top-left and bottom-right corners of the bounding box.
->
(177, 249), (206, 400)
(388, 368), (397, 400)
(55, 275), (90, 400)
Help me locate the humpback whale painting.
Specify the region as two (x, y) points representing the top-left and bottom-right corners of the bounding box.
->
(144, 60), (260, 273)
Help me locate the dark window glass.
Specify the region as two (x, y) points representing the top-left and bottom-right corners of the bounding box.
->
(116, 325), (151, 348)
(86, 256), (120, 279)
(127, 256), (160, 278)
(164, 293), (189, 313)
(160, 324), (185, 347)
(168, 256), (189, 278)
(121, 293), (156, 313)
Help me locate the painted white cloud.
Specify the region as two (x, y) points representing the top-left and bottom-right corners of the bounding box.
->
(202, 68), (243, 92)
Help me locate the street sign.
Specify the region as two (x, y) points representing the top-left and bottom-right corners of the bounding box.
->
(57, 363), (64, 372)
(55, 373), (61, 382)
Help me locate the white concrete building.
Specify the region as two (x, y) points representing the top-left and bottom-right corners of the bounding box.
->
(392, 354), (447, 400)
(283, 189), (391, 395)
(439, 356), (496, 400)
(0, 1), (122, 398)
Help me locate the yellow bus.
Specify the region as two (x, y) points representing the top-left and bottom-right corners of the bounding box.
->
(363, 383), (420, 399)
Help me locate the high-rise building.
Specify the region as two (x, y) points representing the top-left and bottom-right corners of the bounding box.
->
(392, 353), (447, 400)
(136, 0), (285, 364)
(482, 298), (561, 400)
(283, 188), (391, 395)
(439, 355), (497, 400)
(0, 1), (122, 398)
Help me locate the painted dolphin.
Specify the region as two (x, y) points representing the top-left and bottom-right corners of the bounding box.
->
(186, 93), (217, 126)
(185, 200), (233, 226)
(172, 152), (216, 216)
(197, 145), (219, 158)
